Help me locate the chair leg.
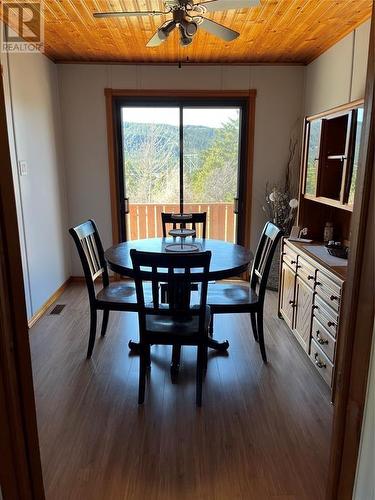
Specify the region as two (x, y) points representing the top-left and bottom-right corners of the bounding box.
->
(257, 310), (267, 364)
(196, 345), (204, 407)
(138, 346), (147, 404)
(250, 312), (258, 342)
(87, 307), (97, 359)
(145, 345), (151, 368)
(100, 310), (110, 337)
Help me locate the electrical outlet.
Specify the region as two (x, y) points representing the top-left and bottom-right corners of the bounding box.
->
(18, 160), (28, 176)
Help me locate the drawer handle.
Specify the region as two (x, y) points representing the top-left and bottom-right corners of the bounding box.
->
(308, 275), (315, 281)
(327, 321), (335, 328)
(297, 265), (302, 269)
(316, 331), (329, 345)
(316, 282), (322, 286)
(314, 353), (326, 369)
(330, 295), (338, 301)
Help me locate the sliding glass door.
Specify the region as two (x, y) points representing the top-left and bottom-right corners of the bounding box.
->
(183, 107), (241, 241)
(121, 106), (180, 240)
(117, 99), (246, 244)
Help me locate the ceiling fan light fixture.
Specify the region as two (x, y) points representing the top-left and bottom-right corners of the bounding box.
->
(159, 19), (177, 41)
(179, 26), (193, 47)
(181, 19), (198, 37)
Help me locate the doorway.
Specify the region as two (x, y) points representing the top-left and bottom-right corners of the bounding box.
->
(114, 97), (250, 244)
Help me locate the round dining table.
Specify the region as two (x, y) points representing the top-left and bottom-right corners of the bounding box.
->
(105, 237), (253, 372)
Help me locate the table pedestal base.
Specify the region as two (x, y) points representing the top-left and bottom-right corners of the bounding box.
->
(128, 337), (229, 382)
(128, 338), (229, 353)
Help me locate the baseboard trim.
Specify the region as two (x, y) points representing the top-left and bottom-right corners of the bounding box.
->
(70, 275), (118, 283)
(28, 278), (71, 329)
(69, 276), (86, 283)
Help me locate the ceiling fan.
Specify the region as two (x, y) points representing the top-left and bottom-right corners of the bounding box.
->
(93, 0), (259, 48)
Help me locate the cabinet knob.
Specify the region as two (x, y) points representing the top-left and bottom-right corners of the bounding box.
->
(291, 260), (297, 265)
(328, 321), (335, 327)
(308, 275), (315, 281)
(330, 295), (338, 301)
(289, 300), (295, 306)
(314, 353), (326, 369)
(316, 331), (329, 345)
(316, 282), (322, 286)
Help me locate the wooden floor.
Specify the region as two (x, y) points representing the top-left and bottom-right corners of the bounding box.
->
(30, 283), (332, 500)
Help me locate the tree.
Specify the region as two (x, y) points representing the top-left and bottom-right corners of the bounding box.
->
(189, 117), (240, 203)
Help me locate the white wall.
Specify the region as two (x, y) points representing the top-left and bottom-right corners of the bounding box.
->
(58, 64), (305, 274)
(2, 49), (70, 318)
(305, 20), (371, 115)
(354, 323), (375, 500)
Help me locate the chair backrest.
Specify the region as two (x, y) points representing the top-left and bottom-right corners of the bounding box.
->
(69, 220), (108, 303)
(250, 222), (283, 299)
(131, 250), (211, 337)
(161, 212), (207, 238)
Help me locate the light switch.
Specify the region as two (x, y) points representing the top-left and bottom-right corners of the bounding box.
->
(18, 160), (28, 176)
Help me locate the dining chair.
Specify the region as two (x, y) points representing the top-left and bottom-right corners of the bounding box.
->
(131, 249), (212, 406)
(207, 222), (283, 363)
(161, 212), (207, 238)
(69, 220), (145, 358)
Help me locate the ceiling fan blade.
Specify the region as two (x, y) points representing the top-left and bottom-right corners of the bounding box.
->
(146, 30), (166, 47)
(194, 0), (259, 12)
(199, 18), (239, 41)
(93, 10), (167, 19)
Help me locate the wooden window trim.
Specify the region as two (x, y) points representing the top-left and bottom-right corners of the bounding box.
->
(104, 89), (256, 250)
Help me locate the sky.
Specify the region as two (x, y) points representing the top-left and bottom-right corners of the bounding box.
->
(122, 107), (240, 128)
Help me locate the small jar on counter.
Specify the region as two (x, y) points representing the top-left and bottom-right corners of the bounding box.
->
(324, 222), (334, 244)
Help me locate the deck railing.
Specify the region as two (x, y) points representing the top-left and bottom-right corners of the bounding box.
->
(127, 202), (237, 242)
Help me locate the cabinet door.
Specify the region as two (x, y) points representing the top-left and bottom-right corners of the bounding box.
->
(304, 119), (322, 196)
(280, 263), (296, 329)
(317, 113), (350, 202)
(346, 107), (364, 206)
(293, 276), (314, 352)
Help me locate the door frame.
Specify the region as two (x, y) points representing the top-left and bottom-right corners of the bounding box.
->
(326, 11), (375, 499)
(0, 71), (45, 498)
(105, 89), (256, 249)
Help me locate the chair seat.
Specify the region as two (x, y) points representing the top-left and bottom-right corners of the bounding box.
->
(96, 282), (152, 311)
(145, 306), (211, 339)
(207, 281), (259, 313)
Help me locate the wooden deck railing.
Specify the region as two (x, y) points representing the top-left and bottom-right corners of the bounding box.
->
(127, 203), (237, 242)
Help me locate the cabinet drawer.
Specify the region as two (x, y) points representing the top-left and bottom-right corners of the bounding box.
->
(316, 270), (342, 297)
(310, 340), (334, 386)
(297, 256), (316, 288)
(313, 295), (338, 338)
(311, 317), (335, 362)
(282, 244), (298, 271)
(315, 284), (340, 312)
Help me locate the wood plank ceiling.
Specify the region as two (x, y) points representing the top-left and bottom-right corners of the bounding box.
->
(3, 0), (373, 64)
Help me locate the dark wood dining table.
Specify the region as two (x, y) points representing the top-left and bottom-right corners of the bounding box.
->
(105, 237), (253, 373)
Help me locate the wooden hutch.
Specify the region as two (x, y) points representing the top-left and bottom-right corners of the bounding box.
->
(278, 99), (364, 399)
